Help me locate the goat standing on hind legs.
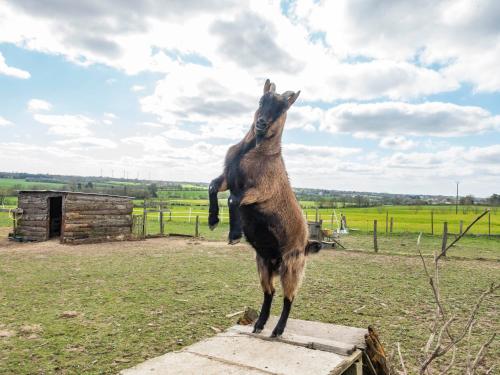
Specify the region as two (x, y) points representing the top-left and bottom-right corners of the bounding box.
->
(208, 79), (322, 337)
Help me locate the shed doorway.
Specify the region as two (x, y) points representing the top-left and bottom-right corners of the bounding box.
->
(49, 196), (63, 238)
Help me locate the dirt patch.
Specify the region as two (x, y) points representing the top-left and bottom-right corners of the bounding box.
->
(0, 330), (16, 338)
(0, 234), (247, 255)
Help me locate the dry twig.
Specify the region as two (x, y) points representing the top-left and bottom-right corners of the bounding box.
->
(399, 211), (497, 375)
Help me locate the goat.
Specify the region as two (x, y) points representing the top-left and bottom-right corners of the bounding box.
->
(208, 79), (321, 337)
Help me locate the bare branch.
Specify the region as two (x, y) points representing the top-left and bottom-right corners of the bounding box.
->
(397, 342), (408, 375)
(486, 365), (496, 375)
(437, 210), (489, 260)
(439, 346), (456, 375)
(422, 283), (498, 374)
(470, 333), (496, 374)
(420, 316), (456, 374)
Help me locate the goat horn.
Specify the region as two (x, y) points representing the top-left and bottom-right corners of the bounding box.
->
(269, 83), (276, 93)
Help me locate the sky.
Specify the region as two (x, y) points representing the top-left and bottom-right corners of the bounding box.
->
(0, 0), (499, 197)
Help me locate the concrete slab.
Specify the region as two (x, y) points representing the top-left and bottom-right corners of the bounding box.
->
(230, 316), (367, 355)
(120, 317), (367, 375)
(120, 351), (265, 375)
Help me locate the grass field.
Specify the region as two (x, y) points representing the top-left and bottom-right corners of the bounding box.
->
(0, 234), (497, 374)
(0, 178), (65, 190)
(132, 203), (499, 237)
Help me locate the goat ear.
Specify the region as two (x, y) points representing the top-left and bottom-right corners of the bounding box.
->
(263, 79), (271, 94)
(283, 90), (301, 108)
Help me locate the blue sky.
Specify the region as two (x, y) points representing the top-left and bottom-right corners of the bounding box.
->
(0, 0), (499, 197)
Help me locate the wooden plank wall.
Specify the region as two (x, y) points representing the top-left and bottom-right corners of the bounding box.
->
(62, 194), (133, 244)
(17, 192), (55, 241)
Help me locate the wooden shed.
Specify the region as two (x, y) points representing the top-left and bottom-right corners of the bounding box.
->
(15, 190), (133, 244)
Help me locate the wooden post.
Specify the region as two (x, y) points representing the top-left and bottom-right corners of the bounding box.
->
(385, 211), (388, 234)
(488, 211), (491, 239)
(160, 208), (164, 235)
(169, 211), (172, 221)
(459, 220), (463, 235)
(442, 222), (448, 257)
(431, 210), (434, 235)
(195, 215), (199, 237)
(373, 220), (378, 252)
(143, 201), (147, 237)
(305, 210), (308, 221)
(390, 217), (393, 234)
(315, 207), (319, 222)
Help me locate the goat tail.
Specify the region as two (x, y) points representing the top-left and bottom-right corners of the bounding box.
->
(305, 240), (322, 255)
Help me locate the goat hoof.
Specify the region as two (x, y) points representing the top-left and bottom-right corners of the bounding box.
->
(228, 238), (240, 245)
(271, 327), (284, 338)
(208, 216), (219, 230)
(252, 327), (262, 334)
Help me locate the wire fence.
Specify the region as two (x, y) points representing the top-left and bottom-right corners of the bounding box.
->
(0, 200), (498, 240)
(130, 203), (499, 241)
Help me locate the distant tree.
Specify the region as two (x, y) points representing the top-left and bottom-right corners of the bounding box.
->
(0, 188), (7, 207)
(147, 183), (158, 198)
(487, 194), (500, 206)
(460, 195), (474, 205)
(85, 181), (94, 189)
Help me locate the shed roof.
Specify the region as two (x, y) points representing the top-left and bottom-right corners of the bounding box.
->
(18, 190), (134, 199)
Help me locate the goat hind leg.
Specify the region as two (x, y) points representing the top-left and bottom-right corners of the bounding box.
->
(228, 194), (243, 244)
(271, 252), (305, 338)
(253, 256), (276, 333)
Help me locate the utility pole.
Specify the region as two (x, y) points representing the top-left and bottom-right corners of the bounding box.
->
(455, 181), (459, 214)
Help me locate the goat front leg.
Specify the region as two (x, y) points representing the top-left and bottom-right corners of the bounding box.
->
(253, 256), (276, 333)
(228, 193), (243, 244)
(272, 251), (306, 338)
(208, 174), (227, 230)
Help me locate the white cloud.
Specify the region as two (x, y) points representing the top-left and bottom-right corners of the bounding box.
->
(0, 52), (30, 79)
(464, 144), (500, 164)
(379, 136), (417, 151)
(321, 102), (500, 137)
(104, 112), (117, 119)
(291, 0), (500, 93)
(284, 143), (361, 158)
(131, 85), (146, 92)
(0, 0), (461, 102)
(33, 113), (96, 137)
(54, 137), (117, 149)
(162, 127), (201, 141)
(27, 98), (52, 112)
(139, 121), (164, 128)
(0, 115), (13, 126)
(140, 63), (258, 127)
(286, 106), (322, 131)
(103, 112), (117, 125)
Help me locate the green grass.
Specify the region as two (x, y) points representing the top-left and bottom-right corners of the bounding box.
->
(131, 202), (499, 236)
(0, 178), (65, 190)
(128, 204), (500, 251)
(0, 238), (497, 374)
(0, 202), (17, 228)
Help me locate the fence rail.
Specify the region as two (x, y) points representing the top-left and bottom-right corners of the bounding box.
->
(129, 203), (499, 241)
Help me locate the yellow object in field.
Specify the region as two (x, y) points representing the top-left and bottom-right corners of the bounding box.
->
(322, 229), (332, 237)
